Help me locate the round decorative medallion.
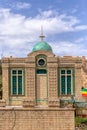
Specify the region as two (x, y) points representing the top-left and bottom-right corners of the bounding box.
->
(38, 59), (46, 66)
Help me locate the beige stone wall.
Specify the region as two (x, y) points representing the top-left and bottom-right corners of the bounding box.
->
(58, 56), (85, 102)
(26, 67), (35, 100)
(2, 64), (9, 105)
(2, 52), (87, 105)
(48, 67), (58, 99)
(36, 74), (47, 105)
(0, 107), (75, 130)
(75, 65), (83, 101)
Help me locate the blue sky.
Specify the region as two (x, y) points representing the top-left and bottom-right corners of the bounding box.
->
(0, 0), (87, 57)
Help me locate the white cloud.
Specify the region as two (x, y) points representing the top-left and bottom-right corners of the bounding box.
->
(51, 41), (87, 57)
(75, 37), (87, 43)
(0, 8), (87, 57)
(11, 2), (31, 10)
(75, 25), (87, 31)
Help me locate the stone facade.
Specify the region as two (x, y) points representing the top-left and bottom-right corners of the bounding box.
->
(0, 49), (76, 130)
(0, 107), (75, 130)
(1, 52), (87, 106)
(1, 40), (87, 130)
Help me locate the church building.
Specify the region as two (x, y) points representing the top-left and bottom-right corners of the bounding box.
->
(1, 34), (87, 106)
(0, 33), (87, 130)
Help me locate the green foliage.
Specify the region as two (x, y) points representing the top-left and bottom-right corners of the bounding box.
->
(75, 116), (87, 126)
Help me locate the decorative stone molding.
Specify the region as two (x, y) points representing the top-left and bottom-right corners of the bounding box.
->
(22, 99), (35, 107)
(0, 100), (6, 107)
(48, 99), (60, 107)
(59, 63), (75, 68)
(75, 63), (82, 69)
(47, 57), (58, 63)
(60, 100), (74, 108)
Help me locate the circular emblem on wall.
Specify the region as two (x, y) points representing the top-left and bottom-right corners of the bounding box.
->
(37, 58), (46, 66)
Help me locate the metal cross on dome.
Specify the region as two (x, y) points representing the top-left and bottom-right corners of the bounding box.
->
(39, 26), (45, 41)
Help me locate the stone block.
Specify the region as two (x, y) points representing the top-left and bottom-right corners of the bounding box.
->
(22, 99), (35, 107)
(0, 100), (6, 107)
(48, 99), (60, 107)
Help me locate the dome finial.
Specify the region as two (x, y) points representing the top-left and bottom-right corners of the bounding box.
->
(39, 26), (45, 41)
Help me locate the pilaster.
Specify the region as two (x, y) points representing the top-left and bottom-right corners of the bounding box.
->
(25, 67), (35, 103)
(48, 66), (58, 102)
(2, 63), (9, 105)
(75, 63), (83, 101)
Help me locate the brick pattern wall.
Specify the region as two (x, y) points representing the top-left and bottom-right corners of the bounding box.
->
(2, 52), (87, 105)
(75, 66), (83, 101)
(36, 74), (47, 105)
(26, 68), (35, 100)
(48, 68), (58, 99)
(2, 66), (9, 105)
(0, 108), (75, 130)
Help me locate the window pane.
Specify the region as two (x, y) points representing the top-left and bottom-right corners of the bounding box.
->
(12, 70), (16, 74)
(61, 76), (66, 94)
(18, 76), (22, 94)
(67, 70), (71, 74)
(37, 69), (47, 74)
(18, 70), (22, 74)
(12, 76), (17, 94)
(67, 76), (71, 94)
(61, 70), (65, 74)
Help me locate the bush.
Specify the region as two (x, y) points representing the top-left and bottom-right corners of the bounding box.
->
(75, 116), (87, 126)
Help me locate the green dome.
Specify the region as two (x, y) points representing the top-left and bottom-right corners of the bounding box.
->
(32, 41), (52, 52)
